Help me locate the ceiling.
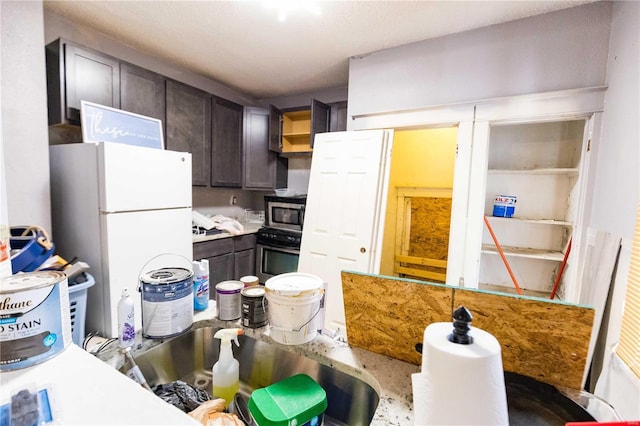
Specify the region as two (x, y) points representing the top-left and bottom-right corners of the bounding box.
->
(43, 0), (595, 100)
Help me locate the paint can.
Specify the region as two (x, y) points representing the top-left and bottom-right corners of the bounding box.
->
(240, 275), (259, 287)
(215, 280), (243, 321)
(140, 267), (193, 339)
(241, 286), (268, 328)
(492, 195), (517, 218)
(0, 271), (72, 371)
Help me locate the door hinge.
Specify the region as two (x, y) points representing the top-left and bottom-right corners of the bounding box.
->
(587, 139), (591, 152)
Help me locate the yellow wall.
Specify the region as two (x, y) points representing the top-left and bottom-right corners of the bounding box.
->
(379, 127), (458, 275)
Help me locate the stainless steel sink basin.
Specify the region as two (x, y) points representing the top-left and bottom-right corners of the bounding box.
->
(126, 326), (379, 425)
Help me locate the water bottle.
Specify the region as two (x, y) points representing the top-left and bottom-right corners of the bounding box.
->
(193, 259), (210, 311)
(117, 288), (135, 348)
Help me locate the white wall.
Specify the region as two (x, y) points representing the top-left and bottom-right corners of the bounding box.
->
(592, 1), (640, 420)
(1, 1), (51, 231)
(348, 2), (612, 117)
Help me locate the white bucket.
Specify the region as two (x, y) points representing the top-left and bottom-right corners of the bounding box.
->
(265, 272), (324, 345)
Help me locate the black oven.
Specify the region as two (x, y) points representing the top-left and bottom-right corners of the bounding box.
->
(255, 227), (302, 284)
(257, 195), (307, 284)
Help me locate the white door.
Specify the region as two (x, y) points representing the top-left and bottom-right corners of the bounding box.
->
(298, 130), (393, 337)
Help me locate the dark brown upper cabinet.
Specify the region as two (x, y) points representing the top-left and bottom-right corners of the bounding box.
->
(310, 98), (331, 148)
(268, 98), (331, 155)
(244, 107), (287, 190)
(211, 97), (243, 187)
(166, 80), (211, 186)
(329, 101), (348, 132)
(120, 63), (166, 125)
(46, 38), (120, 125)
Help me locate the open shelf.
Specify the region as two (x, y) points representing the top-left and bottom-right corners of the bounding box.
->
(281, 109), (312, 154)
(479, 119), (586, 297)
(481, 244), (565, 261)
(488, 168), (579, 176)
(485, 216), (573, 227)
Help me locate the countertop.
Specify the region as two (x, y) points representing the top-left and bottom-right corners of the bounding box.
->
(0, 344), (199, 425)
(192, 220), (263, 243)
(97, 302), (419, 425)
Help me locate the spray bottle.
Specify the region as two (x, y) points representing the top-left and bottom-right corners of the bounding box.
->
(212, 328), (242, 408)
(192, 259), (210, 311)
(117, 288), (135, 348)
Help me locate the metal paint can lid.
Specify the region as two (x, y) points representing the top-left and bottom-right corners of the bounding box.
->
(0, 270), (66, 293)
(141, 267), (193, 285)
(241, 286), (265, 298)
(216, 280), (244, 294)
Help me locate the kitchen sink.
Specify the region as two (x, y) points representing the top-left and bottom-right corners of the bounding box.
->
(125, 326), (379, 426)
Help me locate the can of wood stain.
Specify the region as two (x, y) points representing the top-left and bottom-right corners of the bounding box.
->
(241, 286), (268, 328)
(0, 271), (72, 371)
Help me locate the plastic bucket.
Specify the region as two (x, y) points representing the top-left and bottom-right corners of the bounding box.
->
(265, 273), (324, 345)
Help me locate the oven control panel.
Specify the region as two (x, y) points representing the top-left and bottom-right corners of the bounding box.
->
(257, 227), (302, 249)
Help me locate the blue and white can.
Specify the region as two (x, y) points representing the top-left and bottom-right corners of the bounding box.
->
(140, 267), (193, 339)
(492, 195), (517, 218)
(0, 271), (72, 371)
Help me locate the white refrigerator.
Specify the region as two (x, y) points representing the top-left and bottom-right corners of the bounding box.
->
(50, 142), (193, 338)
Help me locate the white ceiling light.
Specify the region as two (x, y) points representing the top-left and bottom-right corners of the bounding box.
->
(261, 0), (322, 22)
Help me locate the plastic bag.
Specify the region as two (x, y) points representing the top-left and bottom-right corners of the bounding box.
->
(152, 380), (210, 413)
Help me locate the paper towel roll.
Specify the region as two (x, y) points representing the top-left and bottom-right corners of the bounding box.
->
(416, 322), (509, 426)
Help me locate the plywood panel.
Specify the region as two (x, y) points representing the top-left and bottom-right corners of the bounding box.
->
(342, 271), (452, 365)
(409, 197), (451, 260)
(452, 288), (594, 389)
(342, 271), (594, 389)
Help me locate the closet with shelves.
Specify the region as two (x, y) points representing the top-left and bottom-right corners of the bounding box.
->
(478, 119), (587, 297)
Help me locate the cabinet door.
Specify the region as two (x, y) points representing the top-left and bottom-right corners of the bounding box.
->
(194, 238), (235, 291)
(234, 249), (255, 278)
(120, 63), (165, 124)
(209, 253), (235, 289)
(330, 101), (348, 132)
(211, 97), (243, 187)
(310, 98), (331, 148)
(64, 42), (120, 124)
(244, 107), (279, 189)
(166, 80), (211, 186)
(234, 234), (256, 277)
(268, 105), (283, 153)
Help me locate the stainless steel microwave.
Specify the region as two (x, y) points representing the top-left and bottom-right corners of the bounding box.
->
(264, 195), (306, 233)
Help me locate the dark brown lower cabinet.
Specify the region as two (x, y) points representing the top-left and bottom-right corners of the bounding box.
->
(193, 234), (256, 297)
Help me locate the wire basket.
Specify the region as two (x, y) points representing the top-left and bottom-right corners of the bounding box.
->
(68, 273), (95, 346)
(245, 209), (265, 224)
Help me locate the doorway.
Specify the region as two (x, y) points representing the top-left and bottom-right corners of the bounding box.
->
(379, 127), (458, 281)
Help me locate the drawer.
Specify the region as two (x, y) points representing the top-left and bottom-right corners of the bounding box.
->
(234, 234), (257, 251)
(193, 237), (234, 259)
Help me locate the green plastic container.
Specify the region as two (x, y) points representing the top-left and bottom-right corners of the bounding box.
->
(248, 374), (328, 426)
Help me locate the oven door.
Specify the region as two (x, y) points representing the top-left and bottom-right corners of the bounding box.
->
(256, 243), (300, 284)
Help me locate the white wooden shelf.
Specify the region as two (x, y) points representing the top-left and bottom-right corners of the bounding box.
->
(485, 216), (573, 227)
(481, 244), (565, 261)
(488, 168), (579, 176)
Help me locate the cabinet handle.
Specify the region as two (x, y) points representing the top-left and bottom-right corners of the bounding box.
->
(360, 247), (366, 253)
